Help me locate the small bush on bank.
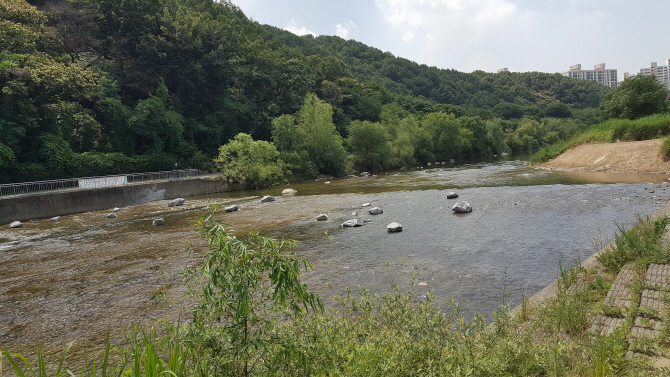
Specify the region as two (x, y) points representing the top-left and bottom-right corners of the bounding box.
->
(660, 136), (670, 160)
(597, 216), (670, 273)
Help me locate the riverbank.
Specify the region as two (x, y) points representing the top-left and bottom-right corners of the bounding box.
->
(539, 139), (670, 174)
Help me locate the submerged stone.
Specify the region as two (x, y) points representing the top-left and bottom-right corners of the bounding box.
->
(342, 219), (363, 227)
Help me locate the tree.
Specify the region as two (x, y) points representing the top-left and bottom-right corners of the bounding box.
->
(600, 75), (669, 120)
(186, 206), (323, 377)
(295, 93), (347, 176)
(214, 133), (286, 188)
(347, 120), (391, 173)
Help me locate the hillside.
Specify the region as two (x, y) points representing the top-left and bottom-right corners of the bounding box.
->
(261, 25), (611, 111)
(0, 0), (609, 183)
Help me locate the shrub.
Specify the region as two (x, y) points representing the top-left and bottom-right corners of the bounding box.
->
(214, 133), (286, 189)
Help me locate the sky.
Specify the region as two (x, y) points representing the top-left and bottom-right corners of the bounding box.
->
(230, 0), (669, 76)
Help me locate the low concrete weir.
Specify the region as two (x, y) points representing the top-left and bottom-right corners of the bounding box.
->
(0, 177), (234, 225)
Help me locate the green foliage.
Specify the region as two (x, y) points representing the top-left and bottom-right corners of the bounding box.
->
(214, 133), (286, 188)
(295, 93), (347, 176)
(0, 142), (16, 168)
(185, 207), (323, 376)
(347, 120), (391, 172)
(600, 75), (669, 120)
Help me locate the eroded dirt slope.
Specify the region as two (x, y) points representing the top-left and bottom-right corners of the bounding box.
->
(540, 139), (670, 174)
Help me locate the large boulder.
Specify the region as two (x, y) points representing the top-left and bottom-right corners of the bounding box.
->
(260, 195), (275, 203)
(342, 219), (363, 227)
(168, 198), (185, 207)
(368, 207), (383, 215)
(107, 213), (117, 218)
(152, 218), (164, 226)
(9, 221), (22, 228)
(316, 214), (329, 221)
(451, 201), (472, 213)
(446, 192), (459, 199)
(387, 222), (403, 232)
(224, 204), (239, 212)
(282, 188), (297, 196)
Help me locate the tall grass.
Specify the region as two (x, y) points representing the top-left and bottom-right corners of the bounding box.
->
(531, 113), (670, 163)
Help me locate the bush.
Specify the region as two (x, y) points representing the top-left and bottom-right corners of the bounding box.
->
(214, 133), (286, 189)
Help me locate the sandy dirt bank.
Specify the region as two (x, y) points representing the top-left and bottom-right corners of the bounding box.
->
(539, 139), (670, 174)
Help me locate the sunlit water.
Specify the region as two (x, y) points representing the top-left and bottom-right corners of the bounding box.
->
(2, 157), (670, 350)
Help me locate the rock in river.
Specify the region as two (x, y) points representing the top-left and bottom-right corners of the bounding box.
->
(113, 207), (121, 212)
(368, 207), (383, 215)
(261, 195), (275, 203)
(282, 188), (297, 196)
(168, 198), (185, 207)
(387, 222), (403, 232)
(224, 204), (239, 212)
(9, 221), (22, 228)
(51, 216), (61, 221)
(152, 218), (164, 226)
(446, 192), (458, 199)
(107, 213), (117, 218)
(451, 201), (472, 213)
(316, 214), (328, 221)
(342, 219), (363, 227)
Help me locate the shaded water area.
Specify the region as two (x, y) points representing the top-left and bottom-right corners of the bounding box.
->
(2, 157), (670, 356)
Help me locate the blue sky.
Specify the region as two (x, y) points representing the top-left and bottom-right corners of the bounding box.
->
(230, 0), (669, 76)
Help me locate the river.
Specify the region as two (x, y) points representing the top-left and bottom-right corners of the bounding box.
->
(1, 157), (669, 352)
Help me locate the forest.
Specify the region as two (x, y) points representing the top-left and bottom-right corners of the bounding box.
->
(0, 0), (610, 184)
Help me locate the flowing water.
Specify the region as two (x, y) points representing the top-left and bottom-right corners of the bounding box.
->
(1, 157), (670, 353)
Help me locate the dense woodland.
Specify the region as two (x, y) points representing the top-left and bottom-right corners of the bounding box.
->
(0, 0), (611, 184)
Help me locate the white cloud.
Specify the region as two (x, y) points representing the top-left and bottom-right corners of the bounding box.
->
(335, 20), (358, 39)
(374, 0), (537, 71)
(283, 19), (318, 37)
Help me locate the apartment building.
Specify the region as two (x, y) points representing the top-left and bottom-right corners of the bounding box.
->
(637, 60), (670, 90)
(561, 63), (618, 88)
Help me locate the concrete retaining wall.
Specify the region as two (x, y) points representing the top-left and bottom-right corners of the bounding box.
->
(0, 177), (235, 225)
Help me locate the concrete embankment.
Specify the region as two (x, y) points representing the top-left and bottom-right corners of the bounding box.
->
(0, 177), (236, 225)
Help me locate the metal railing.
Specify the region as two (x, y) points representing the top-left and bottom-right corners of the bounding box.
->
(0, 169), (200, 197)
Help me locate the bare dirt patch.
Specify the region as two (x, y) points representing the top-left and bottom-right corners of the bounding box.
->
(539, 139), (670, 174)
